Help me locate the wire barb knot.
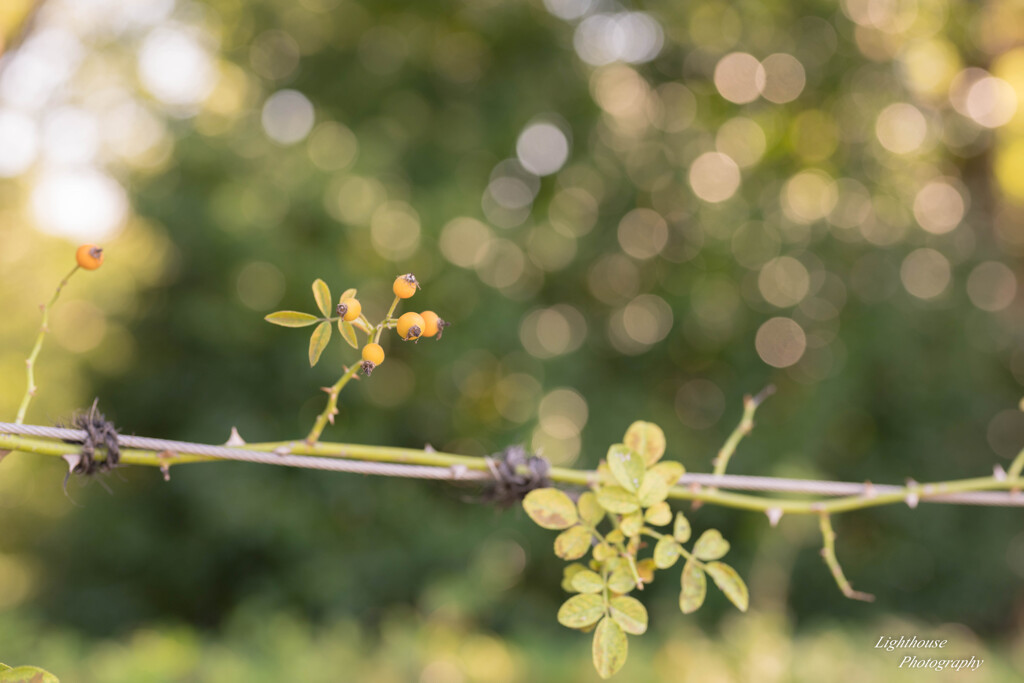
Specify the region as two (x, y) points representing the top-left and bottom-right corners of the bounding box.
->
(479, 445), (551, 507)
(66, 400), (121, 476)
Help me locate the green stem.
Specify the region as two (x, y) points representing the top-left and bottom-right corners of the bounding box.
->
(624, 553), (643, 589)
(305, 363), (361, 445)
(712, 385), (774, 477)
(6, 431), (1023, 519)
(15, 265), (79, 425)
(374, 296), (401, 344)
(673, 541), (706, 570)
(818, 513), (874, 602)
(0, 434), (212, 466)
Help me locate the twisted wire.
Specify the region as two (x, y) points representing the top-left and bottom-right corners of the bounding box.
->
(3, 422), (1024, 506)
(0, 423), (488, 481)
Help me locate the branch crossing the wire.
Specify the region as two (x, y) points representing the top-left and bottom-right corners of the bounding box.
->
(3, 422), (1024, 509)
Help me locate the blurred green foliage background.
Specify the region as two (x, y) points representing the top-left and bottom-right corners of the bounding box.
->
(3, 0), (1024, 679)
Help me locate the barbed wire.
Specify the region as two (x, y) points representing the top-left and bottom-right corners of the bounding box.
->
(3, 422), (1024, 507)
(0, 422), (489, 481)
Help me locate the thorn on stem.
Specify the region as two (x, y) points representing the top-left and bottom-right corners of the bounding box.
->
(225, 427), (246, 446)
(904, 478), (920, 508)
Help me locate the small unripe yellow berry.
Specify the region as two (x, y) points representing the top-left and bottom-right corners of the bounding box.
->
(76, 244), (104, 270)
(396, 311), (424, 340)
(419, 310), (449, 339)
(337, 297), (362, 322)
(393, 273), (419, 299)
(362, 342), (384, 365)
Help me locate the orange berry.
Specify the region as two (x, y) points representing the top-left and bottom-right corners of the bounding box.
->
(420, 310), (450, 338)
(392, 273), (419, 299)
(76, 244), (104, 270)
(420, 311), (440, 338)
(361, 342), (384, 375)
(337, 298), (362, 322)
(361, 342), (384, 365)
(396, 311), (424, 340)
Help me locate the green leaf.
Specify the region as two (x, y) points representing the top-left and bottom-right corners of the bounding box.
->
(577, 491), (605, 526)
(636, 470), (670, 507)
(523, 488), (579, 529)
(558, 593), (606, 629)
(308, 321), (332, 367)
(636, 558), (656, 584)
(623, 421), (666, 465)
(679, 559), (706, 614)
(673, 512), (691, 543)
(265, 310), (320, 328)
(648, 461), (684, 487)
(571, 568), (606, 594)
(312, 278), (332, 317)
(555, 525), (593, 560)
(592, 617), (628, 679)
(338, 319), (359, 349)
(339, 287), (357, 302)
(693, 529), (730, 560)
(706, 561), (749, 612)
(595, 486), (640, 514)
(562, 563), (588, 592)
(619, 511), (643, 537)
(609, 595), (648, 635)
(593, 542), (616, 561)
(653, 536), (680, 569)
(0, 666), (60, 683)
(607, 562), (637, 594)
(644, 501), (672, 526)
(0, 666), (9, 672)
(607, 444), (645, 492)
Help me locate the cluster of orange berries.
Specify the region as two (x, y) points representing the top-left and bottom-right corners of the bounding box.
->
(355, 274), (448, 376)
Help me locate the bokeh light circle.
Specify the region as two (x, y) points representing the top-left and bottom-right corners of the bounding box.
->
(755, 317), (807, 368)
(688, 152), (740, 203)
